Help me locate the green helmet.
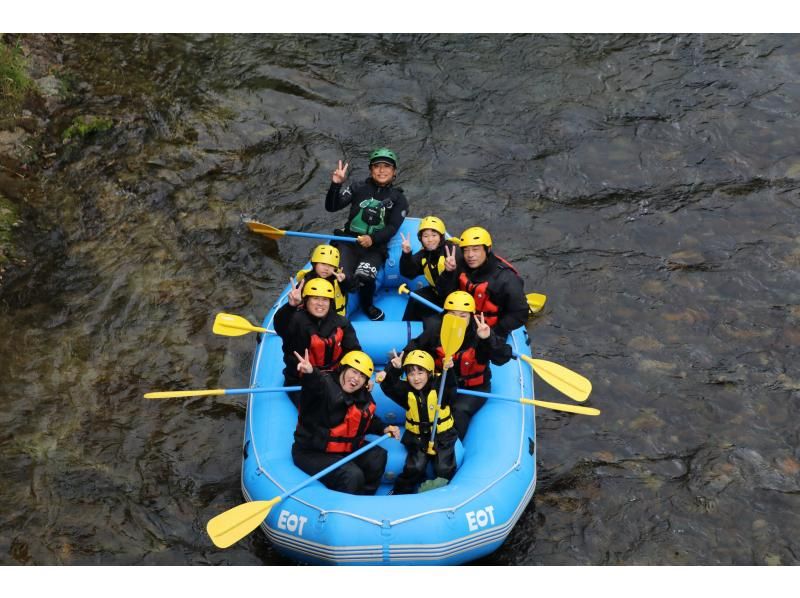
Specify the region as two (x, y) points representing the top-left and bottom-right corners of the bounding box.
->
(369, 148), (398, 169)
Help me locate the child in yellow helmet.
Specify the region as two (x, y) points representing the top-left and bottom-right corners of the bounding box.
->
(399, 215), (459, 322)
(295, 244), (353, 316)
(379, 349), (458, 494)
(293, 348), (400, 495)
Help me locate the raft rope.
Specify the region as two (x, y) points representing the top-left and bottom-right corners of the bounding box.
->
(245, 290), (537, 531)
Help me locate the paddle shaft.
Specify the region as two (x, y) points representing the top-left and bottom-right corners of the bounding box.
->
(404, 288), (445, 314)
(457, 388), (600, 416)
(427, 368), (450, 452)
(279, 433), (393, 500)
(284, 230), (358, 243)
(144, 386), (301, 399)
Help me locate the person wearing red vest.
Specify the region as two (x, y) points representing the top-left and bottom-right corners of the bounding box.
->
(292, 350), (400, 495)
(274, 278), (361, 405)
(402, 291), (512, 440)
(438, 227), (528, 342)
(399, 215), (458, 322)
(380, 349), (458, 494)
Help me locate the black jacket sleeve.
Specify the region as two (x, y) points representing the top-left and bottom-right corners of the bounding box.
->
(325, 182), (352, 212)
(399, 248), (424, 279)
(340, 318), (362, 353)
(435, 264), (460, 298)
(487, 328), (513, 365)
(379, 364), (409, 407)
(494, 269), (528, 340)
(273, 302), (297, 339)
(298, 368), (326, 409)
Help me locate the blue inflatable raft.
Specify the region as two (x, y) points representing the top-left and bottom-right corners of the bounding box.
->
(240, 217), (537, 565)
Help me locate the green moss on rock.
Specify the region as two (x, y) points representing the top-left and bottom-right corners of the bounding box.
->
(62, 115), (113, 141)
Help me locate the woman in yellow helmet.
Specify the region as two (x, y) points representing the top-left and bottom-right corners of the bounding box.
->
(295, 244), (353, 316)
(274, 277), (362, 405)
(399, 215), (458, 322)
(292, 349), (400, 495)
(379, 348), (458, 494)
(402, 290), (513, 439)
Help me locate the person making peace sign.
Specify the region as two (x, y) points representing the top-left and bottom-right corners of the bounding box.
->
(399, 216), (459, 322)
(325, 149), (409, 321)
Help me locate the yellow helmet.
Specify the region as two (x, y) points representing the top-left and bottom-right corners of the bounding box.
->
(310, 244), (340, 267)
(444, 290), (476, 314)
(417, 216), (446, 239)
(302, 278), (335, 300)
(340, 350), (374, 378)
(403, 349), (435, 373)
(459, 226), (492, 250)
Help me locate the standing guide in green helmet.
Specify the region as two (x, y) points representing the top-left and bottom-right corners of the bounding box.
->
(325, 148), (409, 321)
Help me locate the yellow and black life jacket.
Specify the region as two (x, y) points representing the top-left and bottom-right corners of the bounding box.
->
(404, 389), (454, 435)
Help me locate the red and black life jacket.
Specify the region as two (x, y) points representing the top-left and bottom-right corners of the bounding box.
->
(308, 327), (345, 371)
(458, 254), (520, 328)
(325, 401), (376, 453)
(435, 345), (487, 388)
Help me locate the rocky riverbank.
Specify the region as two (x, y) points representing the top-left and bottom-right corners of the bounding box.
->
(0, 34), (109, 293)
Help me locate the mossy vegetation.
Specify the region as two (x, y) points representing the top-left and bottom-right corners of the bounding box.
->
(0, 39), (32, 117)
(62, 115), (113, 141)
(0, 194), (21, 266)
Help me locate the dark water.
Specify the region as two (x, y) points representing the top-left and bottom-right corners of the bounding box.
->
(1, 33), (799, 565)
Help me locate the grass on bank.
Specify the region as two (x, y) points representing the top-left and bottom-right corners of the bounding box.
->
(0, 40), (32, 117)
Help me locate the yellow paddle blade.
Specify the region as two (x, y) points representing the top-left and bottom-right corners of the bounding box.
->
(440, 312), (468, 358)
(212, 313), (267, 337)
(398, 283), (409, 295)
(144, 389), (225, 399)
(521, 398), (600, 416)
(531, 358), (592, 402)
(243, 219), (286, 240)
(206, 497), (282, 549)
(518, 355), (592, 402)
(526, 293), (547, 315)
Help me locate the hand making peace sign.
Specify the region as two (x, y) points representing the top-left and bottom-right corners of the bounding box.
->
(474, 312), (491, 339)
(444, 244), (457, 271)
(400, 232), (412, 254)
(389, 348), (404, 369)
(332, 160), (349, 184)
(287, 277), (304, 307)
(293, 349), (313, 374)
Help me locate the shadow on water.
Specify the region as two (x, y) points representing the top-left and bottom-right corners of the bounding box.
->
(1, 33), (798, 565)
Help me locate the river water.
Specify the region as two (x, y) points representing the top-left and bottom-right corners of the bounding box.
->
(1, 33), (798, 565)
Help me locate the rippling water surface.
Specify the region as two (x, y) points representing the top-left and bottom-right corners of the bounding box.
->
(1, 33), (799, 565)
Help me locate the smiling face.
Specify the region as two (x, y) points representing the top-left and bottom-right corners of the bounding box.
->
(314, 263), (335, 278)
(462, 244), (488, 269)
(419, 229), (442, 251)
(305, 295), (331, 318)
(405, 364), (430, 391)
(339, 366), (368, 392)
(369, 162), (396, 186)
